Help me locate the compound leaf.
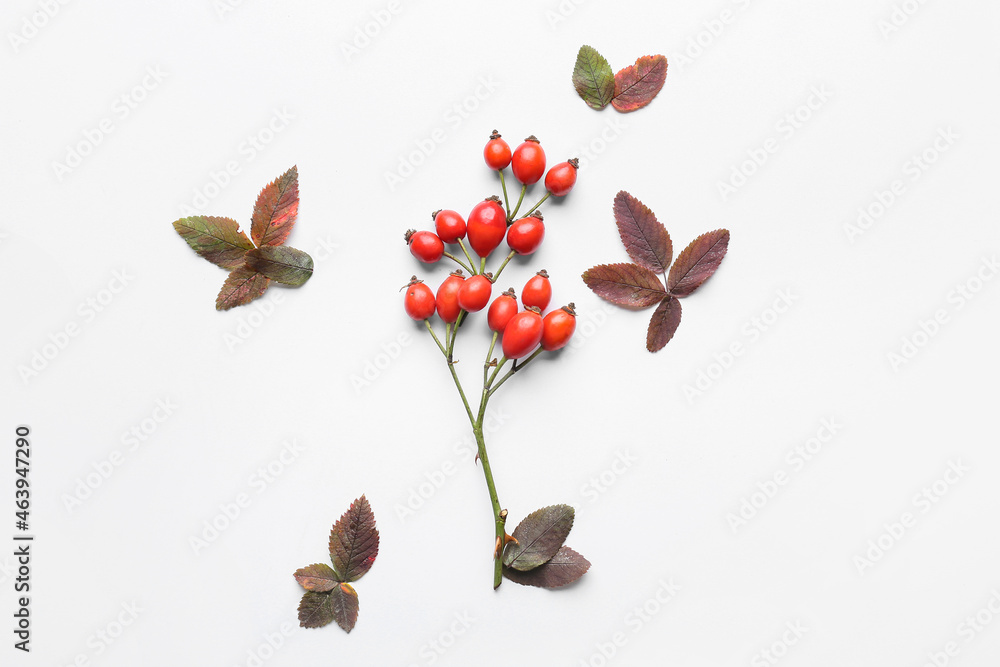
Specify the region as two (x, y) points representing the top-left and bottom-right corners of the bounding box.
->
(582, 263), (666, 308)
(329, 495), (379, 583)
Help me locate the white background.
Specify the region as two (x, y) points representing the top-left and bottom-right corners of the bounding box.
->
(3, 0), (1000, 665)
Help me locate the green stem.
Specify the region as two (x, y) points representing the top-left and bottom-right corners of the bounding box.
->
(457, 240), (477, 274)
(519, 191), (550, 219)
(479, 257), (486, 274)
(499, 170), (511, 217)
(443, 252), (473, 274)
(492, 251), (516, 283)
(484, 332), (498, 385)
(424, 320), (447, 356)
(488, 348), (543, 398)
(509, 184), (526, 221)
(473, 418), (505, 589)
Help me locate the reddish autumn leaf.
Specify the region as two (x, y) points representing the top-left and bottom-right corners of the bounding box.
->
(297, 584), (359, 632)
(614, 191), (672, 274)
(329, 496), (379, 583)
(503, 505), (575, 572)
(582, 263), (666, 308)
(646, 297), (682, 352)
(251, 165), (299, 247)
(298, 591), (335, 629)
(215, 266), (269, 311)
(667, 230), (730, 297)
(612, 55), (668, 112)
(294, 563), (339, 592)
(172, 216), (253, 269)
(502, 546), (591, 588)
(328, 583), (360, 633)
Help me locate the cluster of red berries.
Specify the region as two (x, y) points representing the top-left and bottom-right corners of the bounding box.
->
(402, 130), (580, 359)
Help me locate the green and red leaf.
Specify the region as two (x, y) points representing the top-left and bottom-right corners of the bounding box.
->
(503, 505), (575, 572)
(251, 166), (299, 247)
(297, 584), (359, 632)
(298, 591), (335, 629)
(329, 495), (379, 583)
(573, 45), (616, 110)
(612, 55), (668, 112)
(613, 191), (672, 274)
(502, 546), (591, 588)
(294, 563), (339, 592)
(647, 296), (682, 352)
(245, 245), (314, 286)
(328, 583), (360, 633)
(667, 230), (730, 297)
(172, 216), (253, 269)
(215, 266), (269, 311)
(582, 263), (667, 308)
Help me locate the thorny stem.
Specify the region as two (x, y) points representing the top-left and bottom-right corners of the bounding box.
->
(519, 191), (550, 219)
(509, 184), (526, 221)
(492, 251), (516, 283)
(499, 170), (511, 216)
(457, 239), (477, 274)
(443, 252), (473, 274)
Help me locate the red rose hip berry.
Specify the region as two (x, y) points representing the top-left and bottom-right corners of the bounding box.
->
(511, 136), (546, 185)
(487, 288), (518, 333)
(521, 270), (552, 311)
(506, 213), (545, 255)
(501, 308), (543, 359)
(433, 209), (467, 243)
(405, 229), (444, 263)
(436, 271), (466, 323)
(403, 277), (436, 321)
(483, 130), (512, 170)
(541, 303), (576, 351)
(466, 196), (507, 258)
(544, 158), (578, 197)
(458, 273), (493, 313)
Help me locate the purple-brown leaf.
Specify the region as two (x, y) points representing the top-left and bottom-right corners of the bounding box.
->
(612, 55), (667, 112)
(328, 583), (360, 633)
(647, 297), (682, 352)
(215, 266), (269, 311)
(667, 229), (730, 297)
(173, 216), (254, 269)
(329, 495), (379, 583)
(503, 505), (574, 572)
(614, 191), (672, 274)
(298, 591), (334, 629)
(294, 563), (339, 592)
(582, 263), (667, 308)
(503, 546), (591, 588)
(251, 166), (299, 247)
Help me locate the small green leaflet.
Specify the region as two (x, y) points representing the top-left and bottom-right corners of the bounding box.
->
(573, 45), (615, 110)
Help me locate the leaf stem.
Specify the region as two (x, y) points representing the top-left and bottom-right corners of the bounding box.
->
(519, 191), (550, 219)
(492, 251), (516, 283)
(509, 184), (526, 221)
(443, 252), (473, 274)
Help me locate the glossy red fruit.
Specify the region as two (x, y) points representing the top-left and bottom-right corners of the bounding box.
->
(433, 209), (467, 243)
(403, 277), (436, 320)
(511, 136), (546, 185)
(483, 130), (512, 170)
(405, 229), (444, 263)
(506, 214), (545, 255)
(521, 270), (552, 311)
(541, 303), (577, 351)
(544, 158), (579, 197)
(436, 271), (466, 323)
(467, 196), (507, 258)
(458, 274), (493, 312)
(501, 308), (543, 359)
(487, 288), (518, 333)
